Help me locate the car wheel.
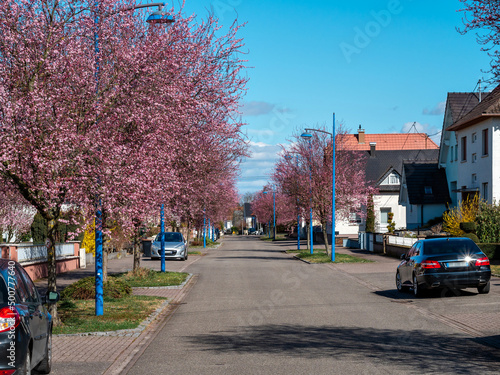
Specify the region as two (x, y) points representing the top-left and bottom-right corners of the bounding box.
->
(478, 281), (490, 294)
(35, 332), (52, 374)
(396, 271), (407, 292)
(413, 274), (424, 297)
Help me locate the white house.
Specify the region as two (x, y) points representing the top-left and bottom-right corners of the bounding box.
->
(438, 91), (488, 207)
(445, 85), (500, 204)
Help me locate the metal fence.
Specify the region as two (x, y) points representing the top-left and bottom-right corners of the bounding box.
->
(16, 243), (75, 263)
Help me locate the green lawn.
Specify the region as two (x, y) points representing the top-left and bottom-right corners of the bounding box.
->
(295, 251), (373, 264)
(491, 264), (500, 276)
(115, 268), (188, 287)
(54, 295), (167, 334)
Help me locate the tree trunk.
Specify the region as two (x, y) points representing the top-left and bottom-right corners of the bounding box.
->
(322, 220), (330, 257)
(103, 244), (108, 283)
(133, 234), (141, 273)
(46, 219), (59, 324)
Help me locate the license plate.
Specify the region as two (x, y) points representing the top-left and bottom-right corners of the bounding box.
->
(166, 251), (175, 255)
(446, 261), (468, 268)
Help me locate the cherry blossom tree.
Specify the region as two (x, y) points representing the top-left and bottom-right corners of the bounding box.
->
(0, 0), (248, 320)
(458, 0), (500, 81)
(272, 125), (375, 256)
(0, 185), (36, 243)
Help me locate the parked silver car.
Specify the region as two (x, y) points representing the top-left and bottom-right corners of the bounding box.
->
(151, 232), (188, 261)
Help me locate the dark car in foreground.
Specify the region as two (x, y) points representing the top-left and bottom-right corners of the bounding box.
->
(0, 259), (59, 374)
(151, 232), (188, 261)
(396, 237), (491, 297)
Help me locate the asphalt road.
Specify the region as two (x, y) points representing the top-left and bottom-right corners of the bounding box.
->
(126, 236), (500, 375)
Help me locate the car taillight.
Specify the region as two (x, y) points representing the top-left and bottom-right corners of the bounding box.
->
(421, 260), (441, 269)
(475, 257), (490, 266)
(0, 370), (16, 375)
(0, 306), (20, 333)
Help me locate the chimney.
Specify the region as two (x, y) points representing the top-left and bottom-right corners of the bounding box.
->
(358, 125), (365, 144)
(369, 142), (376, 157)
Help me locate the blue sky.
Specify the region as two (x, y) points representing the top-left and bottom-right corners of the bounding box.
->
(180, 0), (493, 195)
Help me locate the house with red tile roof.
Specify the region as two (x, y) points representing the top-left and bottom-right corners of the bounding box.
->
(336, 128), (440, 236)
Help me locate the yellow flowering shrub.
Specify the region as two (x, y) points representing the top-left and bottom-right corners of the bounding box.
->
(443, 194), (479, 236)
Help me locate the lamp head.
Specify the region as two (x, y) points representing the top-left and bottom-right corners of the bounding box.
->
(301, 133), (312, 139)
(146, 6), (175, 25)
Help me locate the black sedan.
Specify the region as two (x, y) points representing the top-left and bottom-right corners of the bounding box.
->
(0, 259), (59, 374)
(396, 237), (491, 296)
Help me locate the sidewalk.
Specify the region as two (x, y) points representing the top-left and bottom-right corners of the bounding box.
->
(35, 248), (211, 375)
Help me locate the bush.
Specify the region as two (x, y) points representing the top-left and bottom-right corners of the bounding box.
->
(463, 233), (479, 243)
(476, 201), (500, 243)
(477, 243), (500, 260)
(365, 196), (375, 233)
(61, 276), (132, 300)
(443, 195), (479, 236)
(460, 222), (477, 233)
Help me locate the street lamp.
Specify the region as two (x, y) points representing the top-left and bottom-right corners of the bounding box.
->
(302, 112), (336, 262)
(94, 1), (174, 316)
(263, 186), (276, 240)
(300, 132), (313, 254)
(285, 154), (300, 251)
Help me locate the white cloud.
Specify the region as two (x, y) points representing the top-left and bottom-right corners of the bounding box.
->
(240, 101), (275, 116)
(423, 101), (446, 116)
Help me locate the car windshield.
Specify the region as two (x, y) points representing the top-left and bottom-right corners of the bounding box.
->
(424, 239), (478, 255)
(155, 233), (183, 243)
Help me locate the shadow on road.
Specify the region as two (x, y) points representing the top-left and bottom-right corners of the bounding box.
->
(374, 288), (480, 301)
(185, 324), (500, 373)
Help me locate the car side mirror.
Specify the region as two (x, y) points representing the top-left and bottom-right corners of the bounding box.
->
(43, 291), (60, 305)
(400, 254), (406, 260)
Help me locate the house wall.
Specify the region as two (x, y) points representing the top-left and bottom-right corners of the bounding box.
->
(456, 118), (496, 203)
(373, 193), (406, 233)
(406, 204), (447, 229)
(445, 131), (459, 207)
(335, 217), (360, 236)
(493, 121), (500, 202)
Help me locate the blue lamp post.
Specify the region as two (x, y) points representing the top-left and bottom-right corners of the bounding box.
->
(160, 204), (165, 272)
(93, 1), (174, 316)
(203, 209), (206, 248)
(302, 113), (336, 262)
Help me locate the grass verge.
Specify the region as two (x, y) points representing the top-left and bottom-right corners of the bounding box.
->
(115, 268), (189, 287)
(188, 250), (202, 255)
(54, 295), (167, 334)
(295, 251), (373, 264)
(491, 264), (500, 276)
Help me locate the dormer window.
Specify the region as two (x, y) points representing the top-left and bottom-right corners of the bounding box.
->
(424, 186), (432, 195)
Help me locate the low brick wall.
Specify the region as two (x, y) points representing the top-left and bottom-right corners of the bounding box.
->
(1, 242), (81, 281)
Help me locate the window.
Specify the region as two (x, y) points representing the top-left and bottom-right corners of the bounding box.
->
(483, 182), (488, 200)
(482, 128), (489, 156)
(472, 132), (477, 143)
(380, 208), (391, 224)
(389, 173), (399, 184)
(461, 136), (467, 162)
(472, 174), (477, 184)
(455, 145), (458, 161)
(450, 146), (454, 163)
(472, 153), (477, 163)
(424, 186), (432, 194)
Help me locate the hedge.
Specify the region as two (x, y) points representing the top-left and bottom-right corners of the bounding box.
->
(477, 243), (500, 260)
